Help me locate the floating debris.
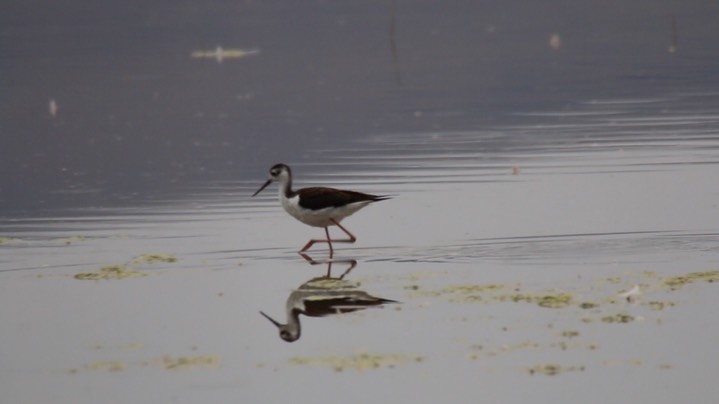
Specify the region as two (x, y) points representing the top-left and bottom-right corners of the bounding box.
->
(289, 353), (423, 372)
(618, 284), (641, 303)
(61, 235), (87, 245)
(49, 99), (58, 117)
(74, 265), (148, 280)
(668, 16), (678, 53)
(191, 46), (259, 63)
(549, 33), (562, 50)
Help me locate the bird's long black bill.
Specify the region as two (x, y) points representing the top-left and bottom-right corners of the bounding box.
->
(252, 179), (272, 197)
(259, 311), (282, 328)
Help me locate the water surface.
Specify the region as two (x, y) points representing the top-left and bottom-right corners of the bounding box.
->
(2, 1), (719, 403)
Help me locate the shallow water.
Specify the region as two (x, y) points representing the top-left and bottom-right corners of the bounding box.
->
(3, 92), (719, 404)
(3, 1), (719, 403)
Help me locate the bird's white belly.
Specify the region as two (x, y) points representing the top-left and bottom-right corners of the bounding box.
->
(281, 195), (369, 227)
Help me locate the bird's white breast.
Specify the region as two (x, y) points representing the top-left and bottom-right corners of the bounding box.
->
(280, 193), (370, 228)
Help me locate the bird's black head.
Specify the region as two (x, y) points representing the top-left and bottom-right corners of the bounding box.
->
(252, 163), (292, 197)
(269, 163), (291, 179)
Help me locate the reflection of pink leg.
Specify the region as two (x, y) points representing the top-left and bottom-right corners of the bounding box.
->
(298, 219), (357, 258)
(337, 260), (357, 279)
(299, 252), (357, 279)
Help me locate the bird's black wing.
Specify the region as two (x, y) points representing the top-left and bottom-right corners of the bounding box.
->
(297, 187), (388, 210)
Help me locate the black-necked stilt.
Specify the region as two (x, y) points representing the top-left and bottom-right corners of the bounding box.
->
(260, 276), (397, 342)
(252, 163), (389, 256)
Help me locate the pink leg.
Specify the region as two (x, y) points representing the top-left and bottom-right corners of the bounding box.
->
(330, 219), (357, 243)
(326, 226), (334, 258)
(297, 219), (357, 257)
(299, 226), (333, 257)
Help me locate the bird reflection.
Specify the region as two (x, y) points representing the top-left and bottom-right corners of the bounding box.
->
(259, 257), (397, 342)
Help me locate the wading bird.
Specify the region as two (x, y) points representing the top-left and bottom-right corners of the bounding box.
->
(252, 163), (389, 257)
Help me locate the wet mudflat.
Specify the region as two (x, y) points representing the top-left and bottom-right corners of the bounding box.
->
(2, 1), (719, 403)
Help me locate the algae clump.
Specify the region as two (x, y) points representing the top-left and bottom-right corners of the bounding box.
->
(150, 355), (221, 371)
(73, 253), (176, 280)
(502, 293), (573, 308)
(663, 271), (719, 289)
(647, 301), (675, 311)
(134, 253), (177, 264)
(74, 265), (148, 280)
(289, 353), (423, 372)
(560, 330), (580, 338)
(601, 313), (635, 323)
(435, 284), (573, 308)
(84, 360), (126, 372)
(536, 294), (573, 308)
(527, 364), (585, 376)
(0, 236), (17, 245)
